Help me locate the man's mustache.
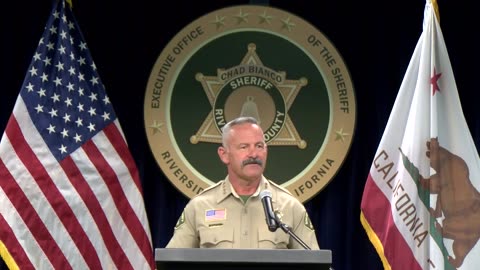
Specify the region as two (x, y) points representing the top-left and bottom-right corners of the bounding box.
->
(242, 158), (263, 167)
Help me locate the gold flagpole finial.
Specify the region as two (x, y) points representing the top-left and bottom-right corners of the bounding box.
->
(431, 0), (440, 23)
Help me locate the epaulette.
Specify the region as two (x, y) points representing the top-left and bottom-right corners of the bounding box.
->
(191, 180), (223, 198)
(266, 179), (293, 196)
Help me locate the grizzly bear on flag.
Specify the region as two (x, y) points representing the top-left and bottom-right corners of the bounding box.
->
(420, 138), (480, 268)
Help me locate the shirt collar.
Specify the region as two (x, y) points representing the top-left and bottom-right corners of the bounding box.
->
(216, 176), (272, 203)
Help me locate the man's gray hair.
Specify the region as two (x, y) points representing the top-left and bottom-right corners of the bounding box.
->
(221, 116), (259, 147)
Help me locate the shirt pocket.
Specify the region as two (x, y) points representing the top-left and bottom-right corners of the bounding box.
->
(199, 226), (234, 248)
(258, 226), (289, 249)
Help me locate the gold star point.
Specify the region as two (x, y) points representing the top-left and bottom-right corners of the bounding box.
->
(150, 120), (164, 134)
(281, 17), (295, 32)
(335, 128), (349, 142)
(234, 9), (249, 24)
(211, 15), (226, 30)
(259, 11), (273, 24)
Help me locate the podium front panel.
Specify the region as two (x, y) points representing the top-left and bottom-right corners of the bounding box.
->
(155, 248), (332, 270)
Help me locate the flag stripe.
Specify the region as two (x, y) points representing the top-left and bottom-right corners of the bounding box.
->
(6, 116), (100, 269)
(60, 154), (129, 269)
(102, 123), (154, 265)
(80, 139), (136, 269)
(83, 137), (148, 269)
(0, 159), (70, 269)
(103, 123), (142, 191)
(0, 131), (62, 269)
(362, 174), (422, 270)
(0, 214), (31, 270)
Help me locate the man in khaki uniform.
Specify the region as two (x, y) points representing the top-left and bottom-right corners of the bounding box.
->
(166, 116), (319, 249)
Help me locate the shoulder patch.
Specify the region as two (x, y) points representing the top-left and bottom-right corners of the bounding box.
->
(174, 211), (186, 229)
(304, 213), (315, 231)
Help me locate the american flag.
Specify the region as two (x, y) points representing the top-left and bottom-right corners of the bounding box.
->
(205, 209), (226, 222)
(0, 1), (154, 269)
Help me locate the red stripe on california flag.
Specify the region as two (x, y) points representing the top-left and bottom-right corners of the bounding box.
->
(362, 173), (422, 270)
(5, 117), (100, 270)
(0, 158), (70, 269)
(60, 155), (128, 269)
(102, 123), (154, 267)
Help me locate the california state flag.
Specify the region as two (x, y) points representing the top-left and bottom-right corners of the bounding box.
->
(360, 1), (480, 269)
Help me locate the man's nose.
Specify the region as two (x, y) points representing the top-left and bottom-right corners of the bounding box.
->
(247, 146), (258, 157)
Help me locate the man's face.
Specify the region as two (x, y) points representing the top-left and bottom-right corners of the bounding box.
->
(218, 123), (267, 182)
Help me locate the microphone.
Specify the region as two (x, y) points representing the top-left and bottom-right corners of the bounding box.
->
(260, 190), (312, 250)
(260, 190), (278, 232)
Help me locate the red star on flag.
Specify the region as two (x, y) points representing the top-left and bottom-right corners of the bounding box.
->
(430, 68), (442, 95)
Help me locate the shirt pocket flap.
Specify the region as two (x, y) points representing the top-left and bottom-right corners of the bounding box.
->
(258, 225), (289, 248)
(200, 226), (234, 247)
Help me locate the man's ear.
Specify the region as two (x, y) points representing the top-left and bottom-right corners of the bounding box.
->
(217, 146), (229, 164)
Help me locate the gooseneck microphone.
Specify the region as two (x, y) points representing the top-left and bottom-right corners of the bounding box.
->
(259, 190), (278, 232)
(260, 189), (312, 250)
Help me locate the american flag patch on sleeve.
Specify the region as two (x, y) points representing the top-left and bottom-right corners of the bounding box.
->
(205, 209), (226, 222)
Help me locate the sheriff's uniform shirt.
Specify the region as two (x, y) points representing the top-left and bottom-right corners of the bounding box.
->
(166, 176), (320, 249)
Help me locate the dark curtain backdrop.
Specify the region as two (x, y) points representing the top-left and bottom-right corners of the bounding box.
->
(1, 1), (478, 270)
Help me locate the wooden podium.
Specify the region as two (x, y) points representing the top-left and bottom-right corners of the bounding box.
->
(155, 248), (332, 270)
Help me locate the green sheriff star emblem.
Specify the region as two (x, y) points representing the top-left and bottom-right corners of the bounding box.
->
(191, 43), (307, 149)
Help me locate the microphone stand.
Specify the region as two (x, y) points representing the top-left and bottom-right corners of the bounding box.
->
(273, 214), (311, 250)
(272, 213), (335, 270)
